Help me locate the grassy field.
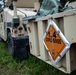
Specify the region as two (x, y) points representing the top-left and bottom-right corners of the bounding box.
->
(0, 42), (76, 75)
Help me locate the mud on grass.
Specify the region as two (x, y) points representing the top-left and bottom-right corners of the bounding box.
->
(0, 42), (76, 75)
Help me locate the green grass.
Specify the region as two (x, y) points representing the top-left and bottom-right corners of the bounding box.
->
(0, 42), (76, 75)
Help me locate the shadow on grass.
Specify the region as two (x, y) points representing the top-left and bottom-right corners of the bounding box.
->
(0, 42), (76, 75)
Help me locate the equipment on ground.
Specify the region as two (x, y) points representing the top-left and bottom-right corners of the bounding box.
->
(23, 1), (76, 74)
(0, 0), (39, 60)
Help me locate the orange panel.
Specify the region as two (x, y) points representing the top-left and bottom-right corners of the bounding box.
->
(44, 25), (66, 60)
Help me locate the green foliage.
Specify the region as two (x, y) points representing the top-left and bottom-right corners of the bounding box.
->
(0, 42), (76, 75)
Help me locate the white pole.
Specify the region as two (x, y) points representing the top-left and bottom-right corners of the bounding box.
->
(13, 0), (17, 18)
